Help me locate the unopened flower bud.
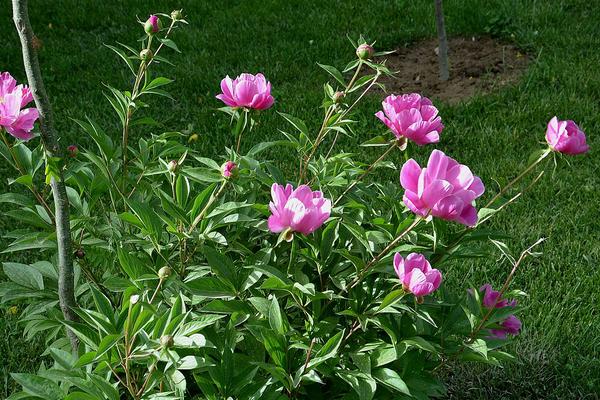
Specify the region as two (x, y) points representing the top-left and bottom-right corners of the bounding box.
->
(171, 9), (184, 21)
(333, 91), (345, 104)
(356, 43), (374, 60)
(140, 49), (153, 61)
(167, 160), (178, 173)
(160, 335), (174, 348)
(221, 161), (238, 179)
(74, 248), (85, 259)
(67, 145), (79, 158)
(158, 266), (172, 279)
(130, 294), (140, 305)
(188, 133), (199, 143)
(144, 15), (162, 35)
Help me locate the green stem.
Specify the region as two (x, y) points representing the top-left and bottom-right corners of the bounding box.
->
(188, 181), (228, 233)
(484, 148), (551, 209)
(346, 216), (422, 291)
(334, 141), (398, 206)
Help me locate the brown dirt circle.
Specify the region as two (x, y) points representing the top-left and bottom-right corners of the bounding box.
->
(376, 36), (529, 104)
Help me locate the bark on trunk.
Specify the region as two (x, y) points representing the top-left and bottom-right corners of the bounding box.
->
(434, 0), (450, 81)
(12, 0), (79, 352)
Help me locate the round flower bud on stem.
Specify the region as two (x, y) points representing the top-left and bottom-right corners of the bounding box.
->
(140, 49), (153, 62)
(74, 248), (85, 259)
(221, 161), (238, 179)
(160, 335), (174, 348)
(67, 145), (79, 158)
(167, 160), (178, 174)
(171, 9), (184, 21)
(158, 266), (171, 280)
(356, 43), (374, 60)
(144, 15), (162, 35)
(333, 91), (345, 104)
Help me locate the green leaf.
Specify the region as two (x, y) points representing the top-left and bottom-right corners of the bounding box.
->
(268, 296), (286, 335)
(307, 330), (345, 370)
(317, 63), (345, 86)
(3, 262), (44, 290)
(336, 370), (376, 400)
(204, 246), (238, 289)
(11, 373), (64, 400)
(143, 77), (174, 92)
(159, 38), (181, 52)
(376, 290), (406, 313)
(186, 277), (236, 298)
(372, 368), (410, 395)
(105, 44), (136, 75)
(278, 112), (308, 136)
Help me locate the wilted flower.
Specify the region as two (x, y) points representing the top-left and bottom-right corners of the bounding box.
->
(356, 43), (374, 60)
(144, 15), (162, 35)
(393, 252), (442, 297)
(545, 116), (589, 155)
(0, 72), (39, 141)
(480, 283), (516, 309)
(216, 73), (274, 110)
(400, 150), (485, 226)
(267, 183), (331, 237)
(490, 314), (521, 339)
(221, 161), (237, 179)
(375, 93), (443, 146)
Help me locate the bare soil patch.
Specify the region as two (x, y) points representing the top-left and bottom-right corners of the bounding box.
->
(378, 36), (529, 104)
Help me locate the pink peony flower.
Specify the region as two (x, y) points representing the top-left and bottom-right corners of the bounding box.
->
(400, 150), (485, 226)
(144, 15), (161, 35)
(490, 314), (521, 339)
(0, 72), (38, 141)
(393, 252), (442, 297)
(480, 284), (516, 309)
(545, 116), (589, 155)
(267, 183), (331, 236)
(221, 161), (237, 178)
(216, 73), (274, 110)
(375, 93), (443, 145)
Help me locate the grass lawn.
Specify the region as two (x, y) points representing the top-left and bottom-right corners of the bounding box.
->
(1, 0), (599, 397)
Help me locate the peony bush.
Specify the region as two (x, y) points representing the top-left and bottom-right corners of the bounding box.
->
(0, 9), (589, 400)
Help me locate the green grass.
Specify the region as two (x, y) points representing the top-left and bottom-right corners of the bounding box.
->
(1, 0), (599, 397)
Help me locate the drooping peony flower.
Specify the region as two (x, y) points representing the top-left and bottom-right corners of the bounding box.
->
(221, 161), (237, 178)
(216, 73), (274, 110)
(480, 284), (516, 309)
(545, 116), (589, 155)
(400, 149), (485, 226)
(267, 183), (331, 237)
(144, 15), (161, 35)
(0, 72), (39, 141)
(375, 93), (443, 146)
(393, 252), (442, 297)
(490, 314), (521, 339)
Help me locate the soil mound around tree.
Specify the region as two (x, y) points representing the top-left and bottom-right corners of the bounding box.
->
(377, 36), (529, 104)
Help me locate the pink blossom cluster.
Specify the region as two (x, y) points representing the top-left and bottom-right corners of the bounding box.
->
(481, 284), (521, 339)
(0, 72), (39, 141)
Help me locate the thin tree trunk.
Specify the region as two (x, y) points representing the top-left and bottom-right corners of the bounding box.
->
(434, 0), (450, 81)
(12, 0), (79, 352)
